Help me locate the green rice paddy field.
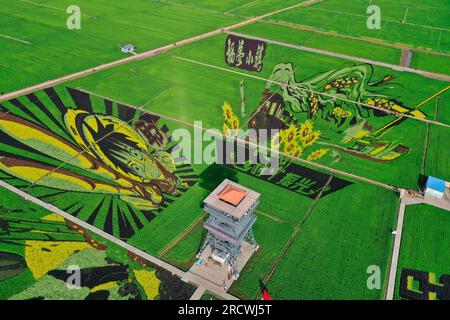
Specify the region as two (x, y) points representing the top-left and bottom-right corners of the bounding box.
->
(394, 204), (450, 300)
(0, 0), (449, 301)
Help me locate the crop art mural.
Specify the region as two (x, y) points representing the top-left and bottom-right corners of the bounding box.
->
(249, 62), (429, 163)
(0, 88), (197, 239)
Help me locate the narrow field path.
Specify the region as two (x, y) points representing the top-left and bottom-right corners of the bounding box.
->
(400, 48), (413, 68)
(421, 98), (439, 175)
(227, 31), (450, 82)
(386, 191), (407, 300)
(77, 87), (401, 192)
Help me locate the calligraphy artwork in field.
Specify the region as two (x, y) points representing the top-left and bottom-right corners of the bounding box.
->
(225, 34), (267, 72)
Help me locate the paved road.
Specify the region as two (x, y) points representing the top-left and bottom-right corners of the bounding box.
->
(263, 20), (450, 59)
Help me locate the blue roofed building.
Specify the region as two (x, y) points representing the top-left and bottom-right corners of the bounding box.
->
(425, 176), (446, 199)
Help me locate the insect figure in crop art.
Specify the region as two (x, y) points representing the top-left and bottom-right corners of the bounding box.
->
(0, 88), (197, 239)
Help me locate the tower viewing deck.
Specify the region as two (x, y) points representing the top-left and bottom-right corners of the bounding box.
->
(190, 180), (260, 288)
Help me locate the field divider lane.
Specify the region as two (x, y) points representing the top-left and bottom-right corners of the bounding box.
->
(227, 31), (450, 82)
(0, 179), (241, 300)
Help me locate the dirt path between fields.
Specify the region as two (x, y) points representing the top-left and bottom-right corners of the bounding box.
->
(0, 0), (322, 102)
(227, 31), (450, 83)
(255, 209), (290, 224)
(77, 87), (401, 192)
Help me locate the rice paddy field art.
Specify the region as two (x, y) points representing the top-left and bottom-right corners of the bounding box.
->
(0, 0), (449, 301)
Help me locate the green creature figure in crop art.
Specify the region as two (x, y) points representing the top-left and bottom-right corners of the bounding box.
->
(255, 62), (430, 162)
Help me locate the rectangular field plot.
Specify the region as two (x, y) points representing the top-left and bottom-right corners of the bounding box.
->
(394, 204), (450, 300)
(0, 0), (449, 302)
(160, 162), (334, 299)
(265, 181), (399, 299)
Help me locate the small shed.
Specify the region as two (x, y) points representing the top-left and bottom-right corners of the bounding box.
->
(424, 176), (446, 199)
(120, 44), (135, 53)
